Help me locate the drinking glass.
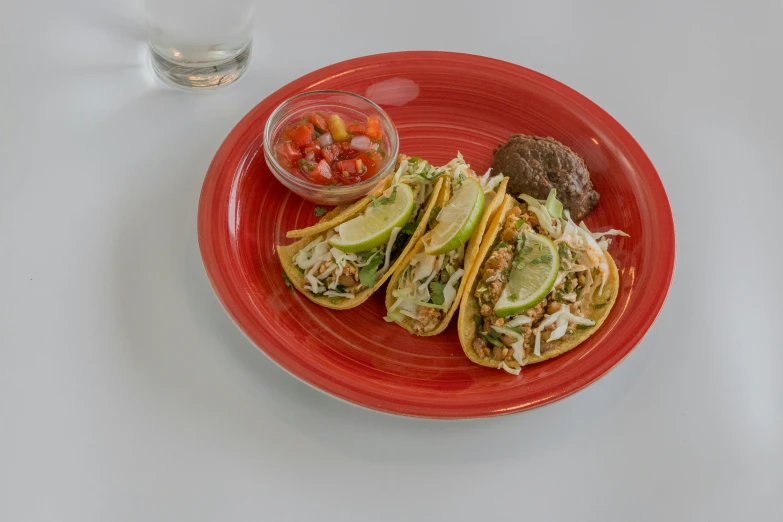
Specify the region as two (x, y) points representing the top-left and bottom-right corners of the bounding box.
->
(145, 0), (253, 89)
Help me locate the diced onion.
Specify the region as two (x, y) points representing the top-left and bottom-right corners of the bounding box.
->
(350, 135), (372, 151)
(317, 132), (334, 147)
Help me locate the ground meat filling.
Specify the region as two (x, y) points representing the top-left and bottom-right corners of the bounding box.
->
(471, 209), (588, 364)
(414, 306), (442, 334)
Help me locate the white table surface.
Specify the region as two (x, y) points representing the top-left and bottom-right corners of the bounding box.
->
(2, 0), (782, 520)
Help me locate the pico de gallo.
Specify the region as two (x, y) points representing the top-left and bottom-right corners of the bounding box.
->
(274, 112), (388, 185)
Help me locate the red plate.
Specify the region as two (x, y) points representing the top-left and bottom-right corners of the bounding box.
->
(198, 51), (675, 418)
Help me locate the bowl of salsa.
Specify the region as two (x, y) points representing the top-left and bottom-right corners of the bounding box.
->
(263, 90), (399, 205)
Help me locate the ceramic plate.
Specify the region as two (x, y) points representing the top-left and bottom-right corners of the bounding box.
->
(198, 51), (675, 418)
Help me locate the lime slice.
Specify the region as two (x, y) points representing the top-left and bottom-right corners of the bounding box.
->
(328, 183), (415, 253)
(424, 178), (484, 255)
(494, 232), (560, 318)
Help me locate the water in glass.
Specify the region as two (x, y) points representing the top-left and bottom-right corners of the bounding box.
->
(145, 0), (253, 89)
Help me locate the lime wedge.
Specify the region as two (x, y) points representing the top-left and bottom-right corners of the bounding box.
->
(424, 178), (484, 255)
(328, 183), (415, 253)
(494, 232), (559, 318)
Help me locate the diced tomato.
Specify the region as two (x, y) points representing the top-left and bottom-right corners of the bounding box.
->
(347, 121), (366, 135)
(321, 143), (340, 163)
(337, 160), (358, 175)
(288, 123), (314, 147)
(303, 144), (321, 161)
(338, 141), (355, 156)
(365, 115), (382, 140)
(309, 113), (328, 133)
(275, 141), (301, 164)
(311, 160), (333, 184)
(360, 150), (384, 177)
(276, 111), (387, 186)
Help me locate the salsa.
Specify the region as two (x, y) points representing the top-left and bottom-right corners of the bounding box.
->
(274, 112), (387, 185)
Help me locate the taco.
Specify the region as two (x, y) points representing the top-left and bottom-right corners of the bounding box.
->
(277, 155), (447, 310)
(384, 155), (508, 335)
(457, 190), (627, 374)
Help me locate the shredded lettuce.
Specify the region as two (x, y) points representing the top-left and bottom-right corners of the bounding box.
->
(545, 188), (563, 219)
(491, 325), (527, 365)
(440, 268), (464, 309)
(391, 290), (447, 309)
(498, 361), (521, 375)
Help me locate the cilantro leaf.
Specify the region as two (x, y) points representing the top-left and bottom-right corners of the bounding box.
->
(474, 314), (483, 329)
(504, 325), (526, 335)
(370, 196), (380, 208)
(516, 219), (524, 230)
(356, 248), (380, 262)
(379, 186), (398, 205)
(593, 303), (607, 309)
(479, 332), (504, 347)
(512, 234), (528, 269)
(359, 252), (383, 287)
(429, 282), (446, 306)
(516, 233), (526, 253)
(282, 271), (292, 289)
(401, 222), (417, 235)
(576, 324), (592, 330)
(558, 243), (571, 260)
(530, 254), (553, 265)
(313, 206), (327, 217)
(494, 241), (508, 251)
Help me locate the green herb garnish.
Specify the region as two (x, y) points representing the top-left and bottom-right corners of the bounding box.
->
(401, 222), (417, 235)
(576, 324), (592, 330)
(516, 219), (524, 230)
(359, 252), (383, 287)
(558, 243), (571, 260)
(530, 254), (553, 265)
(329, 296), (341, 303)
(429, 281), (446, 306)
(474, 314), (483, 329)
(282, 272), (292, 289)
(512, 234), (528, 269)
(504, 326), (526, 335)
(378, 186), (398, 205)
(593, 303), (607, 309)
(298, 158), (306, 169)
(494, 241), (508, 251)
(479, 333), (504, 347)
(314, 207), (327, 217)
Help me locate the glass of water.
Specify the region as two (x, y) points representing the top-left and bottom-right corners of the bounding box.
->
(145, 0), (253, 90)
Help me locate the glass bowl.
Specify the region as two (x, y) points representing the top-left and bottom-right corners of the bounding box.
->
(263, 90), (399, 205)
